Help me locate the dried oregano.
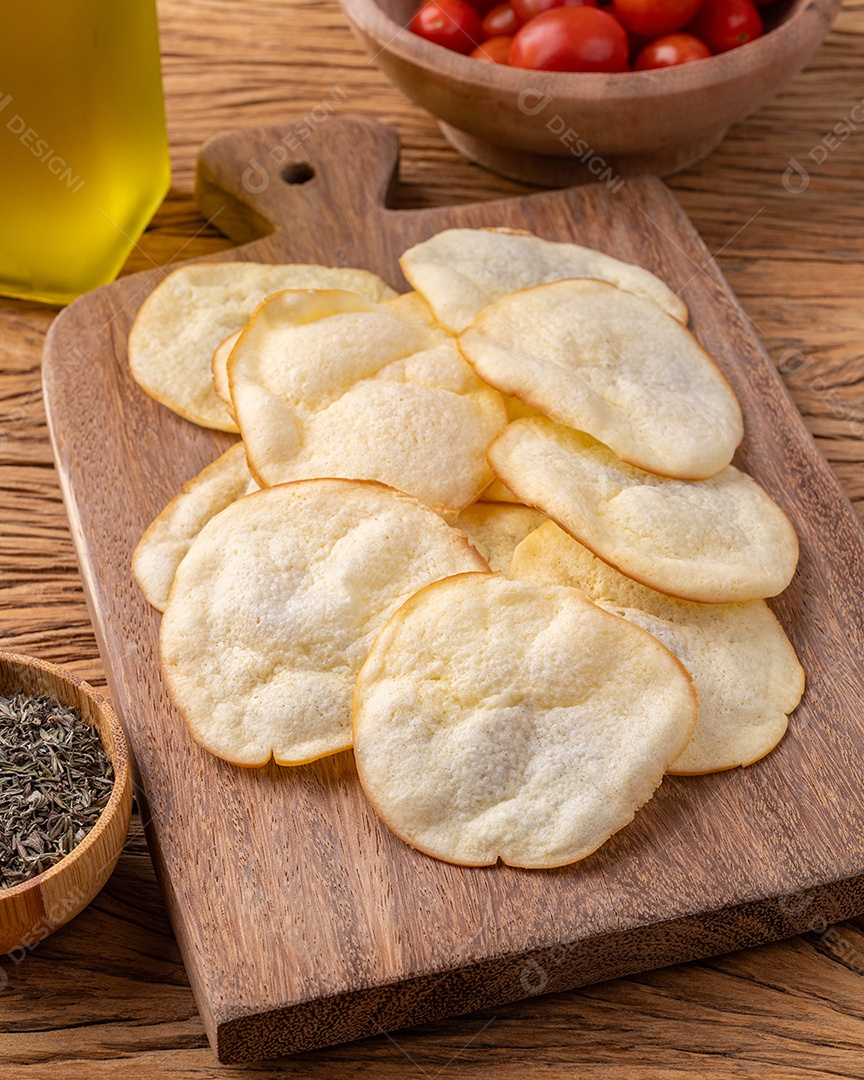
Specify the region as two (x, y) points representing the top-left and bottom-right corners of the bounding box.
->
(0, 693), (113, 888)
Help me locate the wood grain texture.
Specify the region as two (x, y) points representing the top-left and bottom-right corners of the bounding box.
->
(1, 0), (863, 1073)
(41, 111), (864, 1063)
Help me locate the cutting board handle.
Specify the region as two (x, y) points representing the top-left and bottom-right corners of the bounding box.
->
(195, 116), (400, 246)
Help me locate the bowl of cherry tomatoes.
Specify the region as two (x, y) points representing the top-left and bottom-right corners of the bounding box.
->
(339, 0), (839, 184)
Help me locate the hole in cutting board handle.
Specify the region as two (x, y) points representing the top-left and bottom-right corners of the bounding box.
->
(281, 162), (315, 185)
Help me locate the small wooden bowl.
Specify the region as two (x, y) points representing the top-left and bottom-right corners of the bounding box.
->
(340, 0), (840, 185)
(0, 654), (133, 955)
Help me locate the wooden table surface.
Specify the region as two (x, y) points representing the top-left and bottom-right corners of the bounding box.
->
(1, 0), (863, 1075)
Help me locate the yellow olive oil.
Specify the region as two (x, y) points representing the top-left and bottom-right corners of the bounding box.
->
(0, 1), (171, 305)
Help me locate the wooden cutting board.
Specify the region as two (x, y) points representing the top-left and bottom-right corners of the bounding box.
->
(42, 116), (864, 1064)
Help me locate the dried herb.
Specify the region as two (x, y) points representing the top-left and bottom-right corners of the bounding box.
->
(0, 693), (113, 889)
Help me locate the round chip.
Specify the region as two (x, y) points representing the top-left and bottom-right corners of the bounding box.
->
(211, 294), (444, 413)
(128, 262), (396, 431)
(459, 278), (743, 480)
(211, 330), (241, 407)
(160, 480), (489, 767)
(133, 443), (253, 612)
(510, 521), (805, 774)
(228, 289), (507, 515)
(453, 503), (546, 573)
(489, 417), (799, 603)
(400, 227), (688, 333)
(353, 574), (698, 868)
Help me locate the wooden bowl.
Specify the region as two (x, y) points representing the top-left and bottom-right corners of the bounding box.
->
(0, 654), (133, 955)
(339, 0), (840, 185)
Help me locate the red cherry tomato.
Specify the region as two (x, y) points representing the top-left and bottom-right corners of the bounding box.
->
(634, 31), (711, 67)
(613, 0), (703, 36)
(409, 0), (485, 53)
(482, 2), (520, 35)
(511, 0), (596, 23)
(471, 33), (514, 59)
(686, 0), (762, 51)
(508, 7), (630, 71)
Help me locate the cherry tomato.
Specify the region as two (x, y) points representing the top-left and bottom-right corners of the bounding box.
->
(511, 0), (596, 23)
(508, 7), (630, 71)
(686, 0), (762, 51)
(471, 33), (514, 59)
(409, 0), (486, 53)
(634, 31), (711, 67)
(482, 2), (520, 35)
(613, 0), (703, 36)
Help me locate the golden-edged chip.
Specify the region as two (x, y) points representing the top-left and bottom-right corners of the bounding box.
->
(453, 503), (546, 572)
(459, 278), (742, 480)
(400, 227), (688, 333)
(159, 480), (489, 767)
(211, 330), (241, 407)
(211, 294), (442, 410)
(510, 522), (805, 774)
(132, 443), (253, 612)
(128, 263), (396, 431)
(228, 289), (506, 515)
(353, 574), (698, 868)
(489, 417), (799, 603)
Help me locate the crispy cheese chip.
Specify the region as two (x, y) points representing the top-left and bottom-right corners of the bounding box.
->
(159, 480), (489, 766)
(453, 503), (546, 572)
(211, 330), (241, 408)
(510, 522), (805, 774)
(129, 262), (396, 431)
(353, 574), (698, 868)
(400, 227), (688, 332)
(132, 443), (254, 612)
(459, 278), (743, 480)
(489, 417), (799, 603)
(211, 293), (444, 410)
(228, 289), (507, 514)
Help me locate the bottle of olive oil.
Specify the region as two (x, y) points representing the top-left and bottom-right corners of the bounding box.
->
(0, 1), (171, 305)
